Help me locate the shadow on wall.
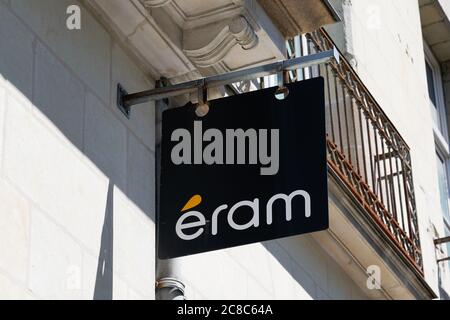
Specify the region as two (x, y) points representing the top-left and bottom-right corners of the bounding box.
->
(94, 182), (114, 300)
(262, 239), (318, 299)
(0, 1), (155, 300)
(0, 2), (155, 220)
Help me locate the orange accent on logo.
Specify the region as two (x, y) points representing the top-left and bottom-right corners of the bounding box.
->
(181, 195), (202, 212)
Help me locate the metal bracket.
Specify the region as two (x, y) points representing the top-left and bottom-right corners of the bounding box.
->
(434, 236), (450, 245)
(117, 84), (131, 118)
(275, 69), (290, 100)
(437, 257), (450, 263)
(434, 236), (450, 264)
(195, 79), (209, 117)
(116, 47), (340, 116)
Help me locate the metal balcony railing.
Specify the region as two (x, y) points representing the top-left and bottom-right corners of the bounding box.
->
(286, 29), (423, 273)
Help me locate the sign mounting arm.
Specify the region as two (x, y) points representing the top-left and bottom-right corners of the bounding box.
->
(116, 47), (340, 117)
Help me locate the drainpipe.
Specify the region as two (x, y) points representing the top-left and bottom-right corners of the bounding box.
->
(155, 275), (185, 300)
(155, 78), (186, 300)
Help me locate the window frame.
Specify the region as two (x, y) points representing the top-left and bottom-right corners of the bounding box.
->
(425, 43), (450, 230)
(436, 147), (450, 228)
(425, 42), (448, 144)
(424, 41), (450, 297)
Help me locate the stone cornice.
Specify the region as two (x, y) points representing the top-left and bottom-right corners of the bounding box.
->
(88, 0), (284, 79)
(142, 0), (173, 8)
(183, 16), (258, 71)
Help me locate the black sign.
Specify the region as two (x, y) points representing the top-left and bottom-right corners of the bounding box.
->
(158, 77), (328, 259)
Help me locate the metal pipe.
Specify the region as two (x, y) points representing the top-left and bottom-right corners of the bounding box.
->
(120, 48), (339, 108)
(154, 79), (186, 300)
(156, 278), (185, 300)
(436, 234), (450, 265)
(435, 236), (450, 245)
(437, 257), (450, 263)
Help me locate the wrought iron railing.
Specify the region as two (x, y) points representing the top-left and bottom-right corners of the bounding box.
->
(286, 29), (423, 273)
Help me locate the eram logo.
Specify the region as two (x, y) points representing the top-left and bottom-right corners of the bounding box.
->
(175, 191), (311, 241)
(171, 121), (280, 175)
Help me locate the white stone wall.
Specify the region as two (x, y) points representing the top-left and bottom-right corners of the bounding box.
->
(179, 236), (367, 300)
(0, 0), (155, 299)
(339, 0), (446, 294)
(438, 0), (450, 18)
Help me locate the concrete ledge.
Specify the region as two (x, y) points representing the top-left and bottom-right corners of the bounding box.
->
(420, 0), (450, 62)
(312, 169), (438, 299)
(257, 0), (339, 38)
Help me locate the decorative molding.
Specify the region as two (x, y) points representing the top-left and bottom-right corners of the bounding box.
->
(229, 16), (258, 50)
(168, 1), (241, 29)
(142, 0), (173, 8)
(90, 0), (284, 80)
(258, 0), (337, 37)
(136, 0), (284, 74)
(183, 16), (258, 71)
(140, 0), (258, 33)
(184, 27), (236, 70)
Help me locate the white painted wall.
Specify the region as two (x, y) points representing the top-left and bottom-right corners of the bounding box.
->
(0, 0), (155, 299)
(339, 0), (446, 294)
(438, 0), (450, 20)
(178, 235), (367, 300)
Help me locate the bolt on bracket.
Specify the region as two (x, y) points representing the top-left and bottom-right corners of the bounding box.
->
(117, 83), (131, 119)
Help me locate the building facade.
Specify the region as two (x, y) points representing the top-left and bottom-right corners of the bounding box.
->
(0, 0), (449, 300)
